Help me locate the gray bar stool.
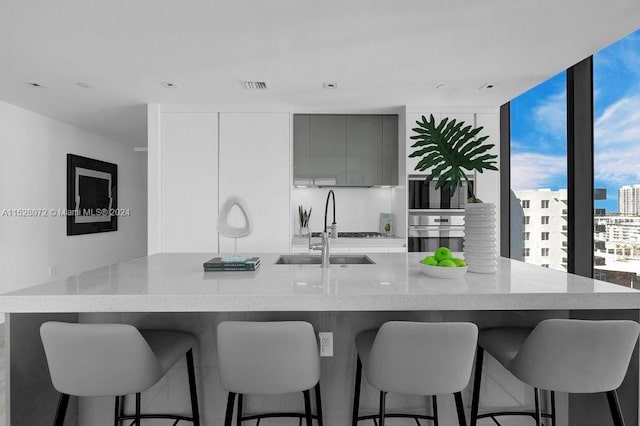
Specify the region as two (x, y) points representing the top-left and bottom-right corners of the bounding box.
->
(40, 321), (200, 426)
(217, 321), (323, 426)
(470, 319), (640, 426)
(352, 321), (479, 426)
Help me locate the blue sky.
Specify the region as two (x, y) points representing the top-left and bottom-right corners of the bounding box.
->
(511, 28), (640, 213)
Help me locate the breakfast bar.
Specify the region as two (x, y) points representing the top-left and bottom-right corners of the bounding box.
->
(2, 252), (640, 425)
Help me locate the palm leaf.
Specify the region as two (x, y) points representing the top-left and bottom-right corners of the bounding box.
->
(409, 114), (498, 199)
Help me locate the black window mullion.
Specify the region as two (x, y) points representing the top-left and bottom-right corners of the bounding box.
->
(500, 103), (511, 258)
(566, 56), (595, 278)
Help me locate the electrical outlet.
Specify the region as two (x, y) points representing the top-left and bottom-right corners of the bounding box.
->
(319, 332), (333, 357)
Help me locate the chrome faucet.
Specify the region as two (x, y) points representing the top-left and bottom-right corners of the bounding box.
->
(308, 190), (337, 267)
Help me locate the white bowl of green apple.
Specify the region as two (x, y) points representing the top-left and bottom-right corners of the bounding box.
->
(419, 247), (468, 278)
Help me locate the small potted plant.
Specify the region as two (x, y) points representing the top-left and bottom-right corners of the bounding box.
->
(409, 114), (498, 273)
(298, 205), (312, 236)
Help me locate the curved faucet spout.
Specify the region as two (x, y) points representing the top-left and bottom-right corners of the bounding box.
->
(324, 190), (336, 233)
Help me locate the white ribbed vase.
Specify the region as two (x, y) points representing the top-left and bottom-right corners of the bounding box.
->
(463, 202), (497, 273)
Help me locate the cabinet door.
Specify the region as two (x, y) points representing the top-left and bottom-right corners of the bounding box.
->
(160, 112), (218, 252)
(382, 115), (398, 185)
(293, 114), (311, 186)
(346, 115), (383, 186)
(219, 112), (290, 253)
(309, 115), (347, 186)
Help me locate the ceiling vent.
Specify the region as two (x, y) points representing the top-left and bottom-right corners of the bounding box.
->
(240, 81), (269, 90)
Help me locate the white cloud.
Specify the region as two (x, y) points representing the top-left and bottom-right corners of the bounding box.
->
(511, 153), (566, 191)
(533, 90), (567, 138)
(594, 95), (640, 185)
(595, 95), (640, 146)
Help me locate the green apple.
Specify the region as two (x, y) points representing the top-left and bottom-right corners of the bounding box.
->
(438, 259), (457, 267)
(452, 258), (467, 267)
(421, 256), (438, 266)
(434, 247), (453, 262)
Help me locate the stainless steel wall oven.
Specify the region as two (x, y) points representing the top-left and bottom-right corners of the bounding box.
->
(407, 175), (472, 253)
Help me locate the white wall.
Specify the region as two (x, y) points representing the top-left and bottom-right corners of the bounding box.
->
(291, 187), (395, 235)
(160, 112), (219, 252)
(219, 112), (291, 252)
(0, 100), (147, 295)
(148, 105), (292, 254)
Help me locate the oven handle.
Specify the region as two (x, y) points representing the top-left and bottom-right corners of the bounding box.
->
(408, 226), (465, 232)
(408, 230), (465, 238)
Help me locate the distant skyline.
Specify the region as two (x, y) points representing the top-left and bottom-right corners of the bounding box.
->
(511, 28), (640, 213)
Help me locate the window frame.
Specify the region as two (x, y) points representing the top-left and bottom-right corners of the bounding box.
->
(501, 57), (594, 278)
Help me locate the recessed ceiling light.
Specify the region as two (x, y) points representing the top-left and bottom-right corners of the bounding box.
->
(159, 81), (179, 88)
(25, 81), (45, 88)
(76, 82), (91, 89)
(240, 81), (269, 90)
(479, 82), (496, 90)
(323, 82), (338, 89)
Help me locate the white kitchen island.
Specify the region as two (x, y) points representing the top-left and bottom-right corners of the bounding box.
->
(2, 253), (640, 425)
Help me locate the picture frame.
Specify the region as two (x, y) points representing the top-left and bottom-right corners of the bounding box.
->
(66, 154), (118, 235)
(379, 213), (393, 236)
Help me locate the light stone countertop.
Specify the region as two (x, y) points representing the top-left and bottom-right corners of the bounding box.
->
(1, 253), (639, 313)
(291, 235), (406, 247)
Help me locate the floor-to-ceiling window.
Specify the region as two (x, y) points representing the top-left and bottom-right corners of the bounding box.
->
(510, 73), (568, 271)
(593, 29), (640, 287)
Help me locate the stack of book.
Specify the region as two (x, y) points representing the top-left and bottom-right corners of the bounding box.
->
(203, 256), (261, 272)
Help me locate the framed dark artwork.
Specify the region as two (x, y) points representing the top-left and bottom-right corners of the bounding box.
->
(67, 154), (118, 235)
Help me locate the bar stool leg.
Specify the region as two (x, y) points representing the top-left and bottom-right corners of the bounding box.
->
(379, 391), (387, 426)
(352, 356), (362, 426)
(432, 395), (439, 426)
(533, 388), (541, 426)
(236, 394), (243, 426)
(185, 349), (200, 426)
(454, 392), (467, 426)
(470, 347), (484, 426)
(303, 389), (313, 426)
(113, 396), (120, 426)
(550, 390), (556, 426)
(315, 382), (324, 426)
(606, 390), (626, 426)
(54, 393), (70, 426)
(224, 392), (236, 426)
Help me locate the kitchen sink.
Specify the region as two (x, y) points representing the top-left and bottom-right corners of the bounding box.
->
(275, 255), (375, 265)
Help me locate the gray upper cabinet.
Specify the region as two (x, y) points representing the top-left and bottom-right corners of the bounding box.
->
(382, 115), (398, 185)
(346, 115), (383, 185)
(293, 114), (311, 185)
(293, 114), (398, 187)
(309, 115), (347, 186)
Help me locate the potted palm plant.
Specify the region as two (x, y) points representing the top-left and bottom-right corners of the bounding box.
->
(409, 114), (498, 273)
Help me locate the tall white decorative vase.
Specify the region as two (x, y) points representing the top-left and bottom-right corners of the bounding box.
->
(463, 203), (497, 273)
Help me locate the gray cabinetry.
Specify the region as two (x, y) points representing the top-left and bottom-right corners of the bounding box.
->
(382, 115), (398, 185)
(309, 115), (347, 186)
(293, 114), (398, 186)
(346, 115), (383, 185)
(293, 114), (311, 185)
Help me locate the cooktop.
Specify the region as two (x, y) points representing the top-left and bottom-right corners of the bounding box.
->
(310, 231), (383, 238)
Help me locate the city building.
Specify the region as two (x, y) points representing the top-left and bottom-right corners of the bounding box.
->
(618, 185), (640, 215)
(594, 214), (640, 287)
(515, 189), (568, 271)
